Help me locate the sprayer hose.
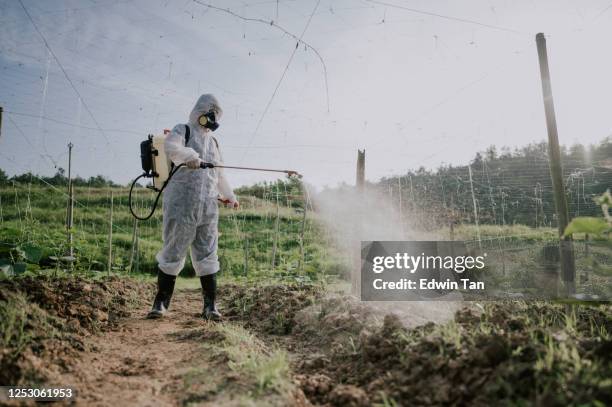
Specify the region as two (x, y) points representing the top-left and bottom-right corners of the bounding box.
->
(128, 164), (185, 221)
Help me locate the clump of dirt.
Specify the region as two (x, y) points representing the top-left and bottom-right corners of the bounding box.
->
(295, 374), (370, 407)
(221, 283), (321, 335)
(294, 373), (334, 405)
(327, 384), (370, 407)
(0, 275), (153, 386)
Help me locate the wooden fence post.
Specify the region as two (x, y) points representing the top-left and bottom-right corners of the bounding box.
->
(356, 149), (365, 191)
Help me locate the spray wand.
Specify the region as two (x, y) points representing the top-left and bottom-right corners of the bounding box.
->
(129, 162), (302, 221)
(199, 162), (302, 178)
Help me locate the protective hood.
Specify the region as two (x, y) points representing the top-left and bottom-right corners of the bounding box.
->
(189, 94), (223, 126)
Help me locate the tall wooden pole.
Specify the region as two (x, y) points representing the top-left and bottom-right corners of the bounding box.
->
(0, 106), (3, 139)
(536, 33), (576, 295)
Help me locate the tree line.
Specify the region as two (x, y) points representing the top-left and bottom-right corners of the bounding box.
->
(0, 167), (119, 188)
(377, 138), (612, 228)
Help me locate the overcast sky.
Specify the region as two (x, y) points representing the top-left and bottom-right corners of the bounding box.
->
(1, 0), (611, 189)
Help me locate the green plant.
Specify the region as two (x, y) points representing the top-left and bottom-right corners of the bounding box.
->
(564, 190), (612, 239)
(219, 324), (291, 394)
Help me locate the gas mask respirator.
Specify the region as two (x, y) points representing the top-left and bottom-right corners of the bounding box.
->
(198, 111), (219, 131)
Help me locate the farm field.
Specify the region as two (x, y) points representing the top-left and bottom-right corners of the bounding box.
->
(0, 182), (611, 406)
(5, 0), (612, 405)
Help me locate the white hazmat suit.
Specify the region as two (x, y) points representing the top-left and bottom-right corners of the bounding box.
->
(155, 94), (236, 277)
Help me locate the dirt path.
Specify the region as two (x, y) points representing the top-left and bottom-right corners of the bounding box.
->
(58, 289), (220, 407)
(33, 281), (463, 407)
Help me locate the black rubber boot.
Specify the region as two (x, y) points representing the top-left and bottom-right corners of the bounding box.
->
(147, 270), (176, 319)
(200, 273), (222, 321)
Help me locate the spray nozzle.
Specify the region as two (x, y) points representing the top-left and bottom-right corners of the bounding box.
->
(286, 170), (302, 179)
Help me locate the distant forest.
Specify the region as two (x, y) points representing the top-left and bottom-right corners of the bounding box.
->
(376, 138), (612, 228)
(0, 167), (119, 188)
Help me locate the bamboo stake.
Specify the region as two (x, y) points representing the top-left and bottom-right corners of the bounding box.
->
(66, 142), (74, 258)
(299, 203), (307, 273)
(271, 193), (280, 269)
(107, 190), (113, 276)
(243, 236), (249, 277)
(128, 218), (138, 273)
(468, 164), (482, 250)
(398, 177), (403, 234)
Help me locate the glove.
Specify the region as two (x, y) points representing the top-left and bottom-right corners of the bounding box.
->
(219, 198), (239, 209)
(186, 158), (201, 169)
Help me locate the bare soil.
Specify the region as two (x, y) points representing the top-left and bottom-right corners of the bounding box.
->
(1, 277), (611, 406)
(53, 289), (217, 406)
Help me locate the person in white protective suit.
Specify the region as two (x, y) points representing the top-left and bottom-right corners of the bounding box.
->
(147, 94), (238, 321)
